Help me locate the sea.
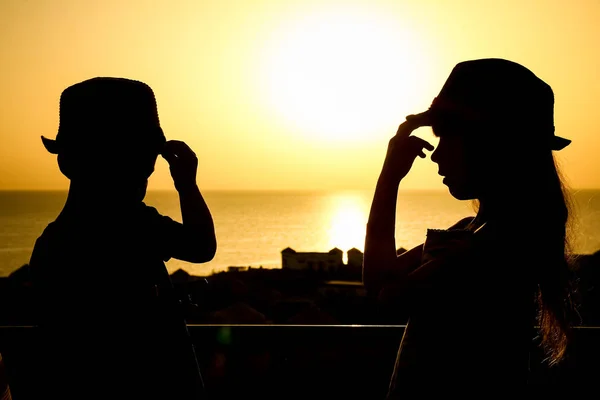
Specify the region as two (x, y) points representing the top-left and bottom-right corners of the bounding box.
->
(1, 189), (600, 277)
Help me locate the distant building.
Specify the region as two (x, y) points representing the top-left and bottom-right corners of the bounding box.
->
(170, 268), (192, 284)
(227, 266), (249, 273)
(347, 248), (363, 269)
(281, 247), (344, 272)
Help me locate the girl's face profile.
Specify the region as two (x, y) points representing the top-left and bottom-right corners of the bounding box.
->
(430, 120), (482, 200)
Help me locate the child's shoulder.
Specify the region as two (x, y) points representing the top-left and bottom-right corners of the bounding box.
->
(29, 221), (63, 264)
(139, 202), (161, 216)
(137, 203), (174, 224)
(34, 221), (60, 242)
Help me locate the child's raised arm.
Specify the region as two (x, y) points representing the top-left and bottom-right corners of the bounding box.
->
(161, 140), (216, 263)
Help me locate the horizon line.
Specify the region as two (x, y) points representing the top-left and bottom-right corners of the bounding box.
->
(2, 187), (600, 192)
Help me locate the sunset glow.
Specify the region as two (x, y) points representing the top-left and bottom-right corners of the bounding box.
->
(262, 8), (432, 143)
(326, 193), (369, 258)
(0, 1), (599, 191)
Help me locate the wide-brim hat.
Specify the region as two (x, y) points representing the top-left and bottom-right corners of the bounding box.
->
(410, 58), (570, 151)
(42, 77), (166, 155)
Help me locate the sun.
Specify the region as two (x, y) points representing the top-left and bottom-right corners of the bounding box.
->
(326, 193), (369, 260)
(261, 7), (433, 143)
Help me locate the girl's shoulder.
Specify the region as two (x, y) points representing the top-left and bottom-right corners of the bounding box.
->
(448, 216), (476, 230)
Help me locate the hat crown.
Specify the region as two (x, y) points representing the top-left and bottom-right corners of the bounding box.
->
(59, 77), (160, 129)
(424, 58), (570, 150)
(45, 77), (166, 154)
(437, 58), (553, 118)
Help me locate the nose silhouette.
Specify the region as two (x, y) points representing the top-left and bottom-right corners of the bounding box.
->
(430, 143), (440, 164)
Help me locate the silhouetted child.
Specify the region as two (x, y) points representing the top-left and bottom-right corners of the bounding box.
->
(27, 78), (216, 399)
(363, 59), (577, 397)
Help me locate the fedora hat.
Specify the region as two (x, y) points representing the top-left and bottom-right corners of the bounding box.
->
(411, 58), (570, 151)
(42, 77), (166, 154)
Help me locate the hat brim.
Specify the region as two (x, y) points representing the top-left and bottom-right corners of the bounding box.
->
(551, 136), (571, 151)
(41, 136), (60, 154)
(407, 107), (482, 127)
(408, 111), (571, 151)
(406, 110), (434, 127)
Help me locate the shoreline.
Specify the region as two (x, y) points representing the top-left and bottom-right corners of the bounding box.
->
(2, 250), (599, 279)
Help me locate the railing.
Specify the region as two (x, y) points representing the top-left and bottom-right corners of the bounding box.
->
(1, 324), (599, 399)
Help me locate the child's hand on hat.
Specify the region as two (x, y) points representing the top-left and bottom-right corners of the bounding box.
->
(161, 140), (198, 192)
(380, 117), (434, 183)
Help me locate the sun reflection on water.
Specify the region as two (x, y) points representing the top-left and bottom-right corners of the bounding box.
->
(326, 193), (369, 262)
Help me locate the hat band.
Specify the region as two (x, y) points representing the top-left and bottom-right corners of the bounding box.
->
(428, 97), (570, 151)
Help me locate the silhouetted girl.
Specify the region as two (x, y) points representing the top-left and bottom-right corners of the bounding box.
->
(363, 59), (577, 397)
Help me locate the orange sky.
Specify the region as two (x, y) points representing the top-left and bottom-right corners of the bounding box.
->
(1, 0), (599, 191)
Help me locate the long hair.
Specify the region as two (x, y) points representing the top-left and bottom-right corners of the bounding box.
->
(531, 153), (579, 366)
(432, 117), (578, 365)
(482, 129), (578, 366)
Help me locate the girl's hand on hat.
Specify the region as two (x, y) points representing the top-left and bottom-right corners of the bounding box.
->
(161, 140), (198, 192)
(380, 118), (434, 183)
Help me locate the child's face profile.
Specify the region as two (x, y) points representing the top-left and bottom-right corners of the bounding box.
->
(58, 141), (159, 203)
